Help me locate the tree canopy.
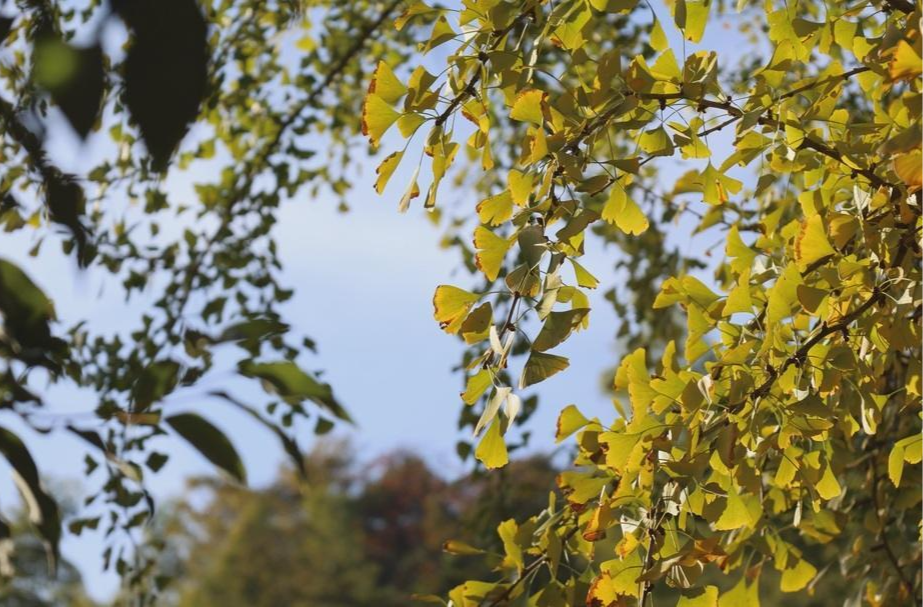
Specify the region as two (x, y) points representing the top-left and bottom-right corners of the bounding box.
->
(0, 0), (919, 605)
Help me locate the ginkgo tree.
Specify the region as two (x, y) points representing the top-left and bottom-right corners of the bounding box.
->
(367, 0), (922, 605)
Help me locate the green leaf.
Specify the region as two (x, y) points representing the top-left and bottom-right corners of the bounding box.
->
(166, 413), (247, 483)
(678, 585), (719, 607)
(238, 360), (350, 421)
(520, 352), (569, 388)
(533, 308), (589, 351)
(0, 426), (61, 568)
(210, 390), (306, 480)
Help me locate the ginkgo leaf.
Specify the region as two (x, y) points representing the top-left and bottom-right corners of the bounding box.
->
(889, 35), (922, 82)
(474, 226), (512, 281)
(508, 170), (534, 205)
(433, 285), (480, 334)
(460, 302), (492, 344)
(894, 149), (922, 190)
(719, 577), (760, 607)
(795, 214), (837, 270)
(461, 369), (492, 405)
(520, 352), (569, 389)
(815, 462), (841, 500)
(533, 308), (589, 352)
(475, 418), (508, 469)
(602, 185), (648, 235)
(374, 151), (403, 194)
(723, 270), (753, 316)
(510, 89), (547, 126)
(476, 191), (514, 226)
(674, 0), (710, 43)
(639, 126), (675, 157)
(474, 387), (511, 437)
(714, 490), (752, 530)
(780, 558), (817, 593)
(397, 112), (426, 138)
(398, 164), (421, 213)
(368, 60), (406, 104)
(650, 18), (668, 52)
(556, 404), (590, 443)
(361, 93), (399, 145)
(678, 586), (719, 607)
(889, 435), (923, 487)
(570, 258), (599, 288)
(421, 15), (456, 54)
(726, 225), (756, 272)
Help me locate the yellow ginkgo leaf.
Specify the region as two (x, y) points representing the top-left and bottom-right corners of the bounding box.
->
(473, 226), (512, 281)
(508, 170), (534, 206)
(368, 61), (407, 105)
(476, 191), (513, 226)
(795, 214), (837, 271)
(639, 126), (675, 157)
(361, 93), (399, 145)
(475, 418), (508, 469)
(373, 151), (403, 195)
(510, 89), (547, 126)
(889, 35), (922, 82)
(602, 185), (649, 235)
(433, 285), (480, 334)
(780, 558), (817, 593)
(893, 149), (922, 191)
(714, 490), (752, 530)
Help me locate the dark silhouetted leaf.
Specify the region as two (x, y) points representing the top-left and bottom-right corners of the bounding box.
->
(0, 426), (61, 570)
(33, 38), (105, 138)
(209, 390), (306, 480)
(116, 0), (209, 169)
(166, 413), (246, 483)
(131, 359), (180, 409)
(238, 360), (351, 422)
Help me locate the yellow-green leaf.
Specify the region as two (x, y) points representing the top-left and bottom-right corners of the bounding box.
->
(369, 61), (407, 105)
(362, 93), (400, 145)
(433, 285), (480, 334)
(475, 418), (508, 469)
(510, 89), (547, 126)
(556, 404), (590, 443)
(520, 352), (569, 388)
(374, 151), (403, 194)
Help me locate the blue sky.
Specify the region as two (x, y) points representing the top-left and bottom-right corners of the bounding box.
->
(0, 2), (753, 600)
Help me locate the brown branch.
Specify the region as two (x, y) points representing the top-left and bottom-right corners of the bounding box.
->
(882, 0), (917, 13)
(748, 287), (884, 403)
(870, 461), (916, 597)
(434, 12), (531, 128)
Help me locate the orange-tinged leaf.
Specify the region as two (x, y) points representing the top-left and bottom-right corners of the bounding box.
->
(369, 60), (406, 104)
(362, 93), (399, 145)
(374, 151), (403, 194)
(889, 35), (922, 82)
(894, 149), (922, 191)
(433, 285), (480, 334)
